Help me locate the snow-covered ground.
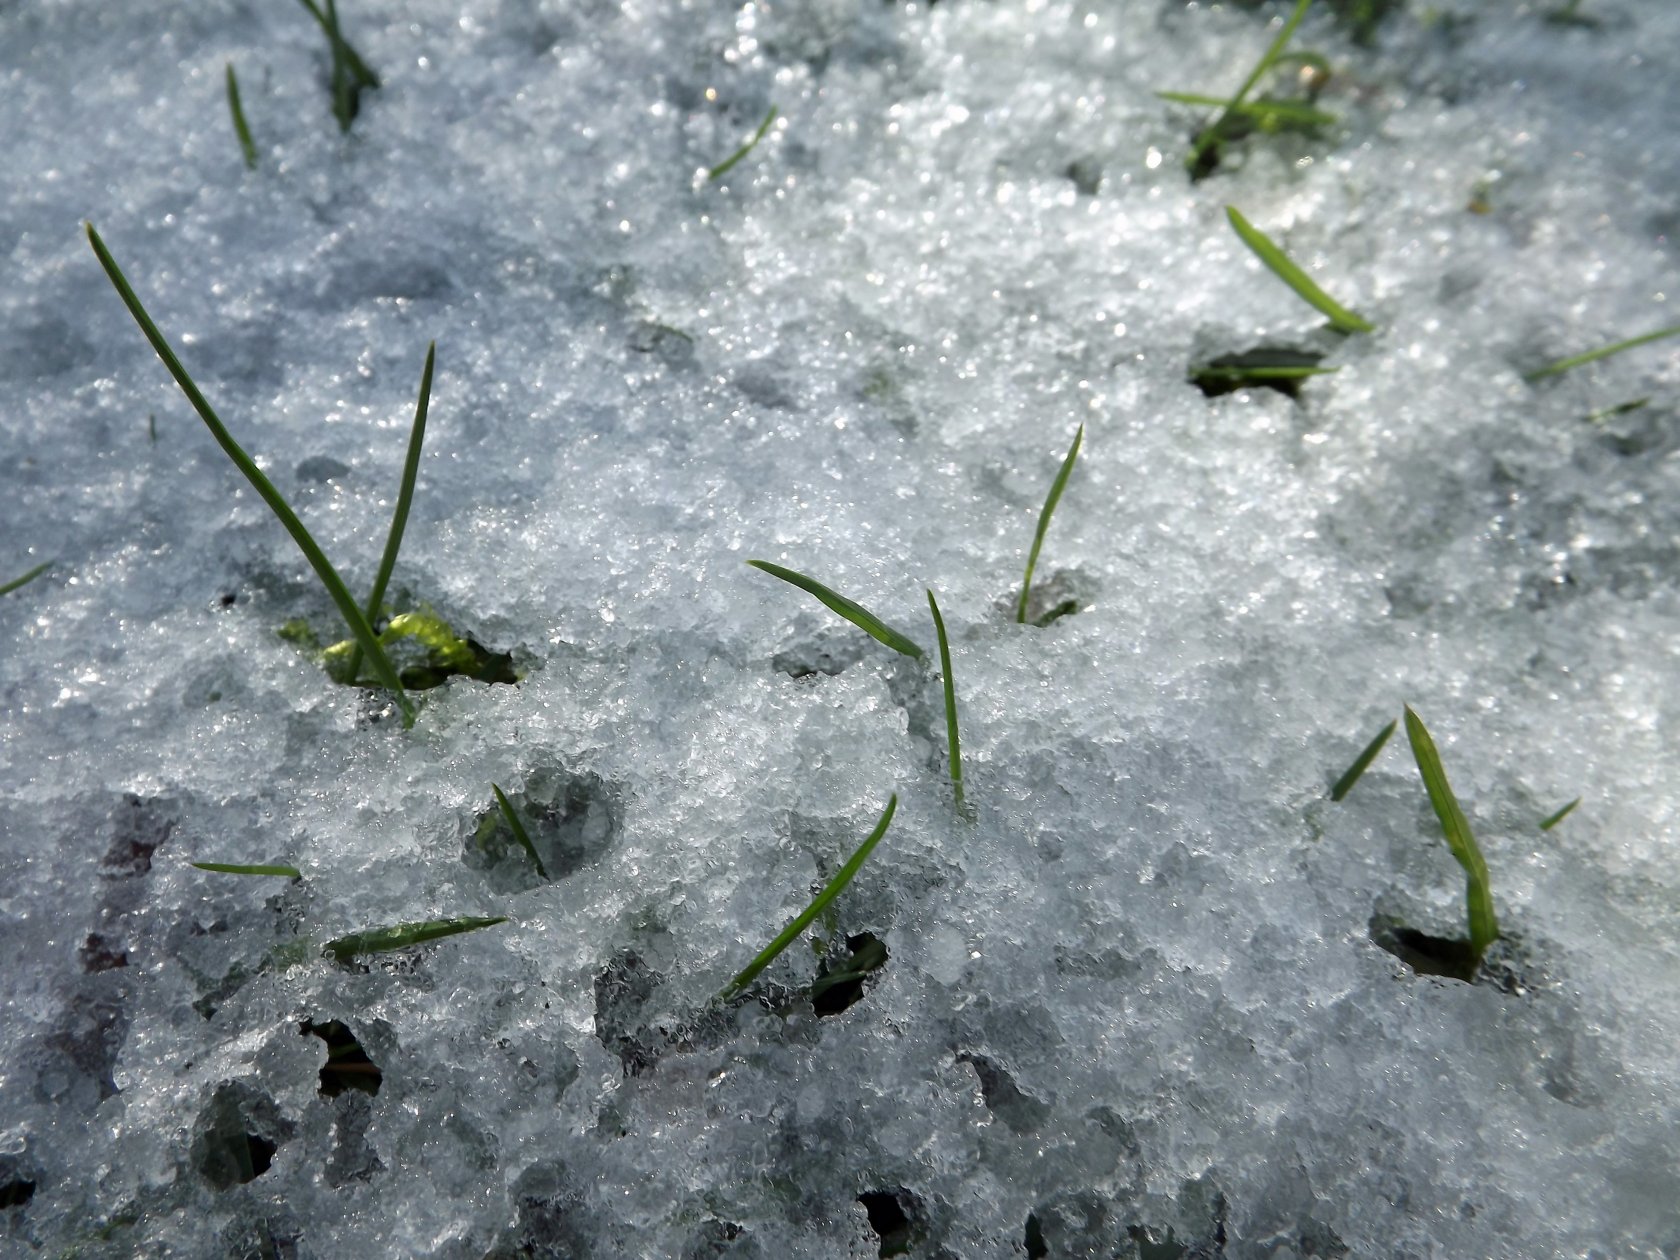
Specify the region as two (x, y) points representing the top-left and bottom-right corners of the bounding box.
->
(3, 1), (1679, 1255)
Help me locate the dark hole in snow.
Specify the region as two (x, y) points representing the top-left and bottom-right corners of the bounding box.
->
(857, 1187), (925, 1257)
(810, 932), (888, 1017)
(1191, 347), (1327, 400)
(0, 1177), (36, 1209)
(1023, 1211), (1048, 1258)
(302, 1019), (382, 1097)
(79, 933), (128, 973)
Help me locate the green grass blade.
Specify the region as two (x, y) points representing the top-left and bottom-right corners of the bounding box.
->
(719, 794), (896, 1002)
(297, 0), (379, 131)
(1538, 797), (1581, 832)
(927, 590), (966, 816)
(1403, 705), (1498, 961)
(1330, 717), (1396, 801)
(747, 559), (925, 659)
(191, 861), (302, 878)
(345, 342), (434, 684)
(1226, 205), (1374, 334)
(1017, 424), (1083, 624)
(492, 783), (549, 879)
(324, 915), (507, 960)
(85, 223), (415, 727)
(1157, 91), (1336, 129)
(1187, 0), (1314, 173)
(225, 63), (258, 169)
(0, 560), (52, 597)
(1195, 364), (1338, 383)
(1525, 324), (1680, 381)
(708, 104), (778, 181)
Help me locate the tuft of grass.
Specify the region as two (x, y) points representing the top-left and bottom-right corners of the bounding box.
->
(1403, 705), (1498, 964)
(191, 861), (302, 879)
(1538, 797), (1581, 832)
(225, 63), (258, 169)
(1186, 0), (1316, 178)
(1330, 717), (1396, 801)
(1016, 424), (1083, 625)
(719, 794), (897, 1002)
(0, 560), (53, 598)
(86, 223), (416, 726)
(324, 915), (507, 961)
(1226, 205), (1374, 334)
(492, 783), (549, 879)
(297, 0), (379, 133)
(708, 105), (779, 182)
(748, 559), (925, 659)
(344, 343), (434, 686)
(926, 590), (966, 816)
(1524, 324), (1680, 381)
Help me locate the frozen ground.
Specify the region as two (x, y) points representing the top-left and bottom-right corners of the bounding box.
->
(3, 0), (1679, 1255)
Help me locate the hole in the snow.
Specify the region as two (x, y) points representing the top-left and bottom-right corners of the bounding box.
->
(857, 1187), (925, 1258)
(302, 1019), (383, 1097)
(1191, 347), (1328, 400)
(810, 932), (889, 1017)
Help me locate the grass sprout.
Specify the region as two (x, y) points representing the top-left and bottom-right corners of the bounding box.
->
(1403, 705), (1498, 964)
(225, 63), (258, 169)
(318, 610), (516, 689)
(719, 794), (897, 1002)
(927, 590), (966, 816)
(1192, 348), (1334, 399)
(1016, 424), (1083, 625)
(708, 105), (778, 182)
(86, 223), (415, 727)
(492, 783), (549, 879)
(1525, 323), (1680, 381)
(1539, 797), (1581, 832)
(298, 0), (379, 132)
(1226, 205), (1374, 334)
(1186, 0), (1315, 177)
(1329, 717), (1395, 801)
(190, 861), (302, 878)
(1158, 91), (1336, 133)
(748, 559), (925, 659)
(0, 560), (52, 597)
(324, 915), (507, 961)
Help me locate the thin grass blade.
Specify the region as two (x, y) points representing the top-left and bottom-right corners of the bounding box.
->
(1329, 717), (1396, 801)
(1403, 705), (1498, 961)
(1226, 205), (1373, 334)
(225, 63), (258, 169)
(191, 861), (302, 878)
(345, 342), (434, 684)
(1157, 91), (1336, 129)
(1525, 323), (1680, 381)
(324, 915), (507, 960)
(86, 223), (415, 726)
(1187, 0), (1314, 172)
(927, 590), (967, 816)
(747, 559), (924, 659)
(0, 560), (52, 597)
(719, 794), (897, 1002)
(708, 105), (778, 181)
(492, 783), (549, 879)
(1017, 424), (1084, 624)
(1538, 797), (1581, 832)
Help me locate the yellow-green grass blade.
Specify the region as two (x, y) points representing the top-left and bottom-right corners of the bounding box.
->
(747, 559), (925, 659)
(324, 915), (507, 960)
(1157, 91), (1336, 129)
(719, 794), (897, 1002)
(1525, 324), (1680, 381)
(1016, 424), (1083, 625)
(1539, 797), (1581, 832)
(927, 590), (966, 816)
(1329, 717), (1396, 801)
(1226, 205), (1374, 334)
(225, 63), (258, 169)
(708, 105), (779, 182)
(191, 861), (301, 878)
(1403, 706), (1498, 961)
(0, 560), (52, 597)
(86, 224), (415, 727)
(492, 783), (549, 879)
(1187, 0), (1314, 172)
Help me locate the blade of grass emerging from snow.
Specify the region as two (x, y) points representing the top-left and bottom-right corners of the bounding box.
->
(191, 861), (302, 878)
(225, 63), (258, 169)
(1017, 424), (1083, 625)
(298, 0), (379, 132)
(324, 915), (507, 961)
(1158, 91), (1336, 130)
(1187, 0), (1314, 175)
(86, 223), (415, 727)
(747, 560), (925, 659)
(0, 560), (52, 597)
(927, 590), (966, 816)
(1330, 717), (1396, 801)
(1226, 205), (1373, 334)
(719, 794), (897, 1002)
(1525, 324), (1680, 381)
(1539, 797), (1581, 832)
(344, 342), (434, 685)
(492, 783), (549, 879)
(708, 105), (778, 181)
(1403, 706), (1498, 962)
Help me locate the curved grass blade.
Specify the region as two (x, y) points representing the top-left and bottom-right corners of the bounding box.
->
(1226, 205), (1373, 334)
(0, 560), (52, 597)
(492, 783), (549, 879)
(927, 590), (967, 816)
(1330, 717), (1396, 801)
(747, 559), (924, 659)
(225, 63), (258, 169)
(1403, 706), (1498, 962)
(1157, 91), (1336, 130)
(191, 861), (301, 878)
(1538, 797), (1581, 832)
(1187, 0), (1314, 174)
(86, 223), (414, 727)
(708, 104), (778, 182)
(1016, 424), (1084, 624)
(345, 343), (435, 685)
(719, 794), (897, 1002)
(298, 0), (379, 132)
(1525, 324), (1680, 381)
(324, 915), (507, 961)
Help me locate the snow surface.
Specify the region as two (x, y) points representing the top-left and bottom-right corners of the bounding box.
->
(3, 0), (1680, 1255)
